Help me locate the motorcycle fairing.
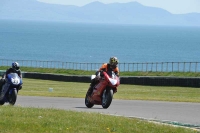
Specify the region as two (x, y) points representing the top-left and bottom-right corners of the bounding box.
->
(88, 71), (119, 104)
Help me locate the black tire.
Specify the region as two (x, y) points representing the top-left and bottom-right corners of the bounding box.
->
(8, 89), (17, 105)
(0, 100), (5, 105)
(102, 89), (113, 109)
(85, 94), (94, 108)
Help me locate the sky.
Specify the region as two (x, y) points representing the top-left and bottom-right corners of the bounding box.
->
(37, 0), (200, 14)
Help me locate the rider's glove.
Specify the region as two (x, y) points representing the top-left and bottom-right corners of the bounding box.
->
(100, 70), (104, 76)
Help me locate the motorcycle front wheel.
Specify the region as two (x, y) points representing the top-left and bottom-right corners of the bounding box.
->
(102, 89), (113, 109)
(8, 89), (17, 105)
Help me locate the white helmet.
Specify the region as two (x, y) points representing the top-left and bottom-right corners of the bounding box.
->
(12, 62), (20, 70)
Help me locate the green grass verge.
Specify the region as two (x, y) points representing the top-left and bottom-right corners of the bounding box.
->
(20, 78), (200, 103)
(1, 67), (200, 132)
(1, 66), (200, 77)
(0, 106), (198, 133)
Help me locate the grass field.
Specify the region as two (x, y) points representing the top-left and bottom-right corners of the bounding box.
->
(1, 66), (200, 77)
(1, 106), (198, 133)
(1, 66), (200, 133)
(20, 78), (200, 103)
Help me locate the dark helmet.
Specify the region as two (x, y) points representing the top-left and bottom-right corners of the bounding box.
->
(109, 57), (119, 68)
(12, 62), (20, 70)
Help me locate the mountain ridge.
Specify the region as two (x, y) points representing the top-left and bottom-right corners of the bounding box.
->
(0, 0), (200, 26)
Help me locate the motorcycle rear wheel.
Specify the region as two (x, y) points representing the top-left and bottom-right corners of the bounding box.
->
(102, 89), (113, 109)
(85, 94), (94, 108)
(8, 89), (17, 105)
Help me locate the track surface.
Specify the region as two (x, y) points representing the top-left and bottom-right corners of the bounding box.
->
(16, 96), (200, 126)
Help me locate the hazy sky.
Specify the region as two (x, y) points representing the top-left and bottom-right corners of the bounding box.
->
(37, 0), (200, 14)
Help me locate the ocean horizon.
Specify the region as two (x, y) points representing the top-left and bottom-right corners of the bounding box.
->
(1, 19), (200, 64)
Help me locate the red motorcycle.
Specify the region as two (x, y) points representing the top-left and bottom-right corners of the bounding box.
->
(85, 71), (120, 109)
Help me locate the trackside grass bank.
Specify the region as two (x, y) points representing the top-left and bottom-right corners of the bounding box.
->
(1, 67), (200, 132)
(0, 106), (198, 133)
(20, 78), (200, 103)
(1, 66), (200, 77)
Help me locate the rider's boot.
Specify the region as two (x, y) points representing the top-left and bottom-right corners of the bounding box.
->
(0, 85), (2, 92)
(18, 85), (22, 90)
(0, 79), (4, 94)
(86, 80), (96, 96)
(0, 85), (6, 100)
(86, 77), (99, 96)
(86, 84), (93, 96)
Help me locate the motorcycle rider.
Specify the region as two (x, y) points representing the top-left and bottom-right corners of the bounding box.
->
(0, 62), (22, 93)
(87, 56), (119, 96)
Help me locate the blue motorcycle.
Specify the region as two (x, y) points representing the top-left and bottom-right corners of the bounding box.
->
(0, 73), (23, 105)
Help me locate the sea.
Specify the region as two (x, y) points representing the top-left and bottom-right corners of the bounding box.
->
(0, 19), (200, 64)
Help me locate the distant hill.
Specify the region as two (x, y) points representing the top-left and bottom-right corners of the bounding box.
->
(0, 0), (200, 26)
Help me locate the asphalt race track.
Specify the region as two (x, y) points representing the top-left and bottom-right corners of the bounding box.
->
(15, 96), (200, 128)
